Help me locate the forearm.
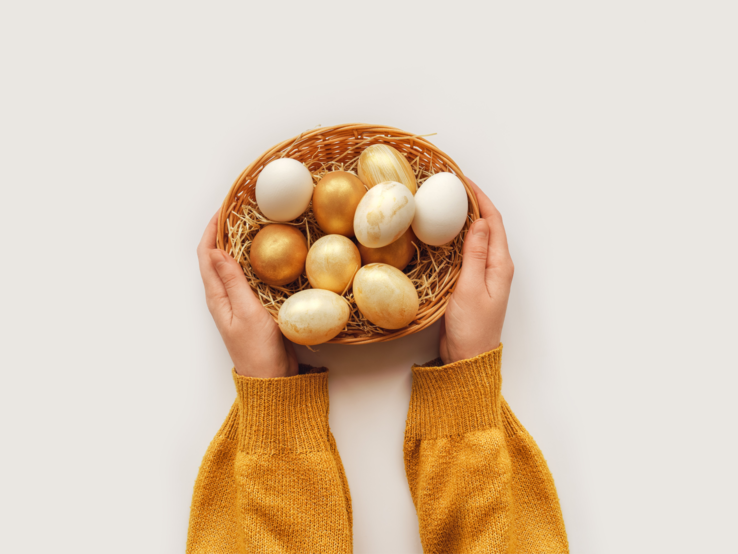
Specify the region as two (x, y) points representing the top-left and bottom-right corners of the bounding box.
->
(187, 365), (352, 554)
(403, 345), (568, 554)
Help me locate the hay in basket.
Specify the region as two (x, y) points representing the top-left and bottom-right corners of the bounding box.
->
(216, 123), (480, 345)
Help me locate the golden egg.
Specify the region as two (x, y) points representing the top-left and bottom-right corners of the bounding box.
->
(353, 263), (419, 329)
(250, 224), (308, 286)
(358, 227), (417, 271)
(312, 171), (367, 236)
(278, 289), (350, 345)
(306, 235), (361, 295)
(357, 144), (417, 194)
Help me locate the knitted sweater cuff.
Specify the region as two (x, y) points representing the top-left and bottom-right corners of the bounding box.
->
(405, 345), (503, 439)
(231, 365), (331, 454)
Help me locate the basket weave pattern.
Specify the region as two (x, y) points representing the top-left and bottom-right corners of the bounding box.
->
(217, 124), (480, 344)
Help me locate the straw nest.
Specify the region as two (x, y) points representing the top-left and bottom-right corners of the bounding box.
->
(217, 124), (480, 344)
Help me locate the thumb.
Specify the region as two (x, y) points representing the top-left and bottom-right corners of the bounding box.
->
(457, 218), (489, 291)
(210, 249), (259, 316)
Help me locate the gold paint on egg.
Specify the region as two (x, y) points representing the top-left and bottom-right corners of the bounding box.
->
(312, 171), (367, 236)
(278, 289), (350, 345)
(353, 263), (419, 330)
(358, 227), (417, 271)
(357, 144), (417, 194)
(250, 224), (308, 286)
(306, 235), (361, 295)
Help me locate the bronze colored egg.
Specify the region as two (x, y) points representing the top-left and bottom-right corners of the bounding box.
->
(358, 227), (417, 271)
(250, 224), (308, 286)
(312, 171), (367, 236)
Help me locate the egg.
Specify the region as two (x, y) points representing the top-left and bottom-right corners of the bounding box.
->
(357, 144), (417, 194)
(278, 289), (350, 345)
(412, 172), (469, 246)
(353, 263), (419, 329)
(255, 158), (314, 221)
(357, 227), (417, 271)
(353, 181), (415, 248)
(306, 235), (361, 294)
(312, 171), (367, 236)
(250, 224), (308, 286)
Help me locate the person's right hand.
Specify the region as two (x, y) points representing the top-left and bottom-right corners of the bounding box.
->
(439, 178), (515, 365)
(197, 210), (299, 378)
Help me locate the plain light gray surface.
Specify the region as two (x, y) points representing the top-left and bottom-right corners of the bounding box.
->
(1, 1), (737, 552)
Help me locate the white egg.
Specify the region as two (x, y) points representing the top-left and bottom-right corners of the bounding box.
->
(277, 289), (350, 345)
(255, 158), (314, 221)
(353, 181), (415, 248)
(412, 172), (469, 246)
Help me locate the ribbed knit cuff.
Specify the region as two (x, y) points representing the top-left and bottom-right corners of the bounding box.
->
(405, 345), (503, 440)
(232, 366), (330, 454)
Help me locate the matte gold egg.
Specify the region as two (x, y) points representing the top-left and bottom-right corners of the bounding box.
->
(250, 224), (308, 286)
(353, 263), (419, 329)
(306, 235), (361, 294)
(358, 227), (417, 271)
(357, 144), (417, 194)
(312, 171), (367, 236)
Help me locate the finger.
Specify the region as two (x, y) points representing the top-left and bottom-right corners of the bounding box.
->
(210, 249), (261, 318)
(198, 210), (222, 283)
(198, 209), (220, 252)
(457, 218), (490, 292)
(464, 177), (512, 270)
(197, 210), (228, 306)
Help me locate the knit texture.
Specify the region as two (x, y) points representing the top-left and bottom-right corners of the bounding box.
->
(404, 345), (569, 553)
(186, 364), (352, 553)
(187, 349), (568, 553)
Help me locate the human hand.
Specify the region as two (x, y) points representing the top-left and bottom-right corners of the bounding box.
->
(439, 178), (515, 365)
(197, 210), (299, 378)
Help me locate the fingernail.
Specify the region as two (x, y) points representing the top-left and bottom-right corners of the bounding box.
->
(473, 219), (488, 237)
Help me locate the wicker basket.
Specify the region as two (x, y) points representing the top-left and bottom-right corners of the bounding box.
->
(217, 123), (480, 344)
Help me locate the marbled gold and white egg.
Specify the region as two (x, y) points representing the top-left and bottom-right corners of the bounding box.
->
(353, 263), (419, 329)
(353, 181), (415, 248)
(277, 289), (350, 345)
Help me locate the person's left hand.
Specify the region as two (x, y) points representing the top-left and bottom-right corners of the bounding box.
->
(197, 210), (299, 378)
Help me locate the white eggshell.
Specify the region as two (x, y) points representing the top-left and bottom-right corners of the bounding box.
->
(353, 264), (419, 329)
(255, 158), (314, 221)
(278, 289), (350, 345)
(412, 173), (469, 246)
(353, 181), (415, 248)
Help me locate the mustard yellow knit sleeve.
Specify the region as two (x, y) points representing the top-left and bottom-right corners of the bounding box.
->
(404, 345), (569, 554)
(186, 365), (352, 554)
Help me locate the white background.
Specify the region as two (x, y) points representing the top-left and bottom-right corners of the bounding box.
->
(1, 1), (736, 553)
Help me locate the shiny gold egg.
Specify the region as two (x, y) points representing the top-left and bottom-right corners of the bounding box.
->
(250, 224), (308, 286)
(353, 263), (419, 329)
(306, 235), (361, 295)
(357, 227), (417, 271)
(357, 144), (417, 194)
(312, 171), (367, 236)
